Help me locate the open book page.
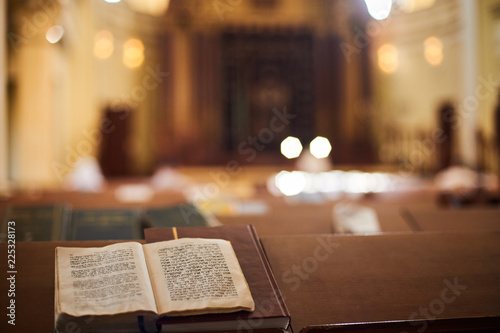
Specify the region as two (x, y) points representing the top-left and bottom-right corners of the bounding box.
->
(143, 238), (255, 316)
(55, 242), (158, 317)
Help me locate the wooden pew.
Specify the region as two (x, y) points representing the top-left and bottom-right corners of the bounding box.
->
(401, 206), (500, 232)
(261, 232), (500, 333)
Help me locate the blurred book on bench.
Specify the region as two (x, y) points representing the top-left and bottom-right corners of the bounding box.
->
(143, 203), (220, 228)
(332, 202), (381, 234)
(67, 208), (144, 240)
(1, 204), (71, 241)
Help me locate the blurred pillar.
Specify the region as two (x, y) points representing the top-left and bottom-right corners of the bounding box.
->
(496, 92), (500, 197)
(0, 1), (7, 192)
(458, 0), (478, 168)
(11, 35), (57, 187)
(172, 30), (193, 140)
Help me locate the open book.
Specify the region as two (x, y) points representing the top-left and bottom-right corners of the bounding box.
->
(146, 226), (290, 332)
(54, 238), (254, 332)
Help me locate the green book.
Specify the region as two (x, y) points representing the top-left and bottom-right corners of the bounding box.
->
(67, 209), (143, 241)
(143, 204), (213, 229)
(1, 204), (70, 241)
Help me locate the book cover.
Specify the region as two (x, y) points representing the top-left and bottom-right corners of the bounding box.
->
(145, 225), (290, 332)
(0, 204), (70, 241)
(67, 208), (143, 240)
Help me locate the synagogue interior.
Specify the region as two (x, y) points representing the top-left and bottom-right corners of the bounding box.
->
(1, 0), (500, 332)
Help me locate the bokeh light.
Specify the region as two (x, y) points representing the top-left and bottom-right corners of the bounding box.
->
(364, 0), (392, 20)
(280, 136), (303, 159)
(378, 43), (399, 74)
(274, 171), (308, 196)
(309, 136), (332, 159)
(46, 25), (64, 44)
(128, 0), (171, 17)
(271, 170), (393, 196)
(398, 0), (436, 13)
(94, 30), (114, 60)
(123, 38), (145, 69)
(424, 36), (443, 66)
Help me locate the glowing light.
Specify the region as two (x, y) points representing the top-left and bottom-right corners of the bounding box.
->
(128, 0), (171, 16)
(398, 0), (435, 13)
(378, 44), (399, 74)
(424, 36), (443, 66)
(364, 0), (392, 20)
(281, 136), (303, 159)
(104, 0), (121, 3)
(345, 171), (368, 193)
(123, 38), (145, 69)
(274, 171), (308, 196)
(345, 172), (392, 193)
(312, 171), (344, 193)
(271, 170), (393, 196)
(363, 173), (389, 193)
(46, 25), (64, 44)
(310, 136), (332, 159)
(94, 30), (114, 59)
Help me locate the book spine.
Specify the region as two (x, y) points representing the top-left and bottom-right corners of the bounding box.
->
(247, 225), (289, 317)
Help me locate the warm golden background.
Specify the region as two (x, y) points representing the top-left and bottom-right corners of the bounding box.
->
(1, 0), (500, 190)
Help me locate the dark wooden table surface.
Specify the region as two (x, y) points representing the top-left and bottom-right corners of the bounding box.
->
(2, 231), (500, 333)
(0, 240), (139, 333)
(401, 207), (500, 232)
(261, 231), (500, 333)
